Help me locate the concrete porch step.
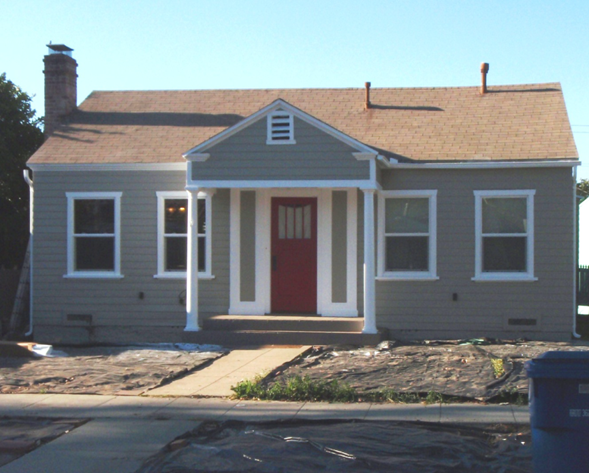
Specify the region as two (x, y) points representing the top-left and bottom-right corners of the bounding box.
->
(203, 315), (365, 333)
(182, 329), (383, 347)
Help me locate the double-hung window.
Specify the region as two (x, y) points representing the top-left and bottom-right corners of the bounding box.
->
(378, 190), (438, 280)
(155, 191), (211, 278)
(66, 192), (122, 278)
(473, 190), (535, 281)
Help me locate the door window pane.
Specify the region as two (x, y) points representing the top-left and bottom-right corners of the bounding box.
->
(295, 206), (303, 239)
(278, 205), (286, 239)
(304, 205), (311, 239)
(286, 206), (295, 239)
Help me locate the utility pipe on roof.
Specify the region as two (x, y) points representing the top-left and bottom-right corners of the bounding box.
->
(365, 82), (371, 109)
(480, 63), (490, 94)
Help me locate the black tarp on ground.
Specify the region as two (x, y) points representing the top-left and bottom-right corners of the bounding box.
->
(265, 340), (589, 401)
(0, 344), (224, 395)
(137, 420), (532, 473)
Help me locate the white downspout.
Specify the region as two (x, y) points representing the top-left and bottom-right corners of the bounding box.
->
(185, 188), (200, 331)
(573, 166), (581, 339)
(362, 188), (377, 334)
(23, 169), (34, 337)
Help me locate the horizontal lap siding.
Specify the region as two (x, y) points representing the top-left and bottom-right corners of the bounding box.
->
(192, 117), (370, 181)
(33, 171), (229, 335)
(371, 168), (574, 340)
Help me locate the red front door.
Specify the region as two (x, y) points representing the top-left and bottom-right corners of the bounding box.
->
(271, 197), (317, 313)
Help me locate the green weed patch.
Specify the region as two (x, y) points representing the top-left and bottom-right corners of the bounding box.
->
(231, 375), (461, 404)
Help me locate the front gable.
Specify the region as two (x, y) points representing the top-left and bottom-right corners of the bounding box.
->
(184, 100), (375, 186)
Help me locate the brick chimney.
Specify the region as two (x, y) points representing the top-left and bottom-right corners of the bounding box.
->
(43, 44), (77, 138)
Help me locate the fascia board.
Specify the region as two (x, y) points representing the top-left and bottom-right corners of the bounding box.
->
(388, 160), (580, 169)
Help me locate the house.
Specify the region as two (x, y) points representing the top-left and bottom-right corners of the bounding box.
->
(26, 45), (580, 344)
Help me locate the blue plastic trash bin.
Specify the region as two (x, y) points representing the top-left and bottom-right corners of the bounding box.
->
(525, 351), (589, 473)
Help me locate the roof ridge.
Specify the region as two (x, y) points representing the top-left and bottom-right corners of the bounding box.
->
(87, 82), (561, 95)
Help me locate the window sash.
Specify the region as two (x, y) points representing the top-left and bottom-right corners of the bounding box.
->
(156, 192), (210, 277)
(378, 191), (437, 279)
(66, 192), (122, 277)
(474, 191), (535, 280)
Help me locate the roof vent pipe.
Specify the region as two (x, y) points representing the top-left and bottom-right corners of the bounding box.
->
(365, 82), (371, 109)
(480, 63), (489, 94)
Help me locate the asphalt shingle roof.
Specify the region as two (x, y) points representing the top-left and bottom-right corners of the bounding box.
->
(29, 83), (578, 164)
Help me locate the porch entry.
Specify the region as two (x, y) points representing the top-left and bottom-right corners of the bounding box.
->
(271, 197), (317, 313)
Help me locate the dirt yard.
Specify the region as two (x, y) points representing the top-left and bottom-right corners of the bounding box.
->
(0, 344), (225, 395)
(264, 339), (589, 402)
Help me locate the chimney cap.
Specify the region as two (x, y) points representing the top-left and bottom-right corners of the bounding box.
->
(480, 62), (489, 73)
(47, 43), (74, 56)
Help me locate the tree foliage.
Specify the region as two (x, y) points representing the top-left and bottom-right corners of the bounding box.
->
(0, 73), (44, 268)
(579, 179), (589, 203)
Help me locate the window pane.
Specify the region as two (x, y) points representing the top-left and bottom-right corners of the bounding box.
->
(74, 200), (114, 234)
(304, 205), (311, 239)
(198, 236), (205, 272)
(75, 237), (114, 270)
(165, 236), (187, 271)
(197, 199), (206, 234)
(483, 237), (526, 271)
(482, 198), (526, 234)
(385, 199), (429, 233)
(278, 205), (286, 239)
(295, 206), (303, 239)
(386, 236), (428, 271)
(286, 206), (294, 239)
(165, 199), (188, 234)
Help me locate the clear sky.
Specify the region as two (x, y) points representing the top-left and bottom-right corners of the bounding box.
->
(3, 0), (588, 178)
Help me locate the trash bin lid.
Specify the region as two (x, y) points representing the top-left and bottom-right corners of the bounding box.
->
(525, 351), (589, 379)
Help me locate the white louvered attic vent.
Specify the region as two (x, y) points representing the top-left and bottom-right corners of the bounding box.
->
(267, 111), (295, 145)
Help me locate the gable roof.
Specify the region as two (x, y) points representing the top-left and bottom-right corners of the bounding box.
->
(29, 83), (578, 165)
(184, 98), (379, 158)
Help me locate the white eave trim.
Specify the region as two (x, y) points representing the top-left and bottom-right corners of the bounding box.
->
(183, 99), (378, 158)
(387, 160), (580, 169)
(28, 163), (187, 172)
(186, 179), (377, 190)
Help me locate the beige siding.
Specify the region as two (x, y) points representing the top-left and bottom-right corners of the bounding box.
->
(370, 167), (575, 341)
(331, 191), (348, 303)
(192, 117), (370, 181)
(32, 171), (229, 343)
(240, 191), (256, 301)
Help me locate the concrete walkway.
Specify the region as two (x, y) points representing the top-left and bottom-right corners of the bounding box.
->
(0, 394), (530, 473)
(147, 346), (309, 397)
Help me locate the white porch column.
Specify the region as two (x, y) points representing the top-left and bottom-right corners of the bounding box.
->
(185, 188), (200, 331)
(362, 189), (377, 334)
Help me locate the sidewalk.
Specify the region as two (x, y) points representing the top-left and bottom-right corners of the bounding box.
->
(0, 394), (529, 473)
(147, 346), (309, 397)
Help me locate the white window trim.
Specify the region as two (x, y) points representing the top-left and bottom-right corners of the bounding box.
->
(64, 192), (123, 279)
(472, 189), (537, 282)
(377, 190), (438, 281)
(266, 111), (296, 145)
(154, 191), (214, 279)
